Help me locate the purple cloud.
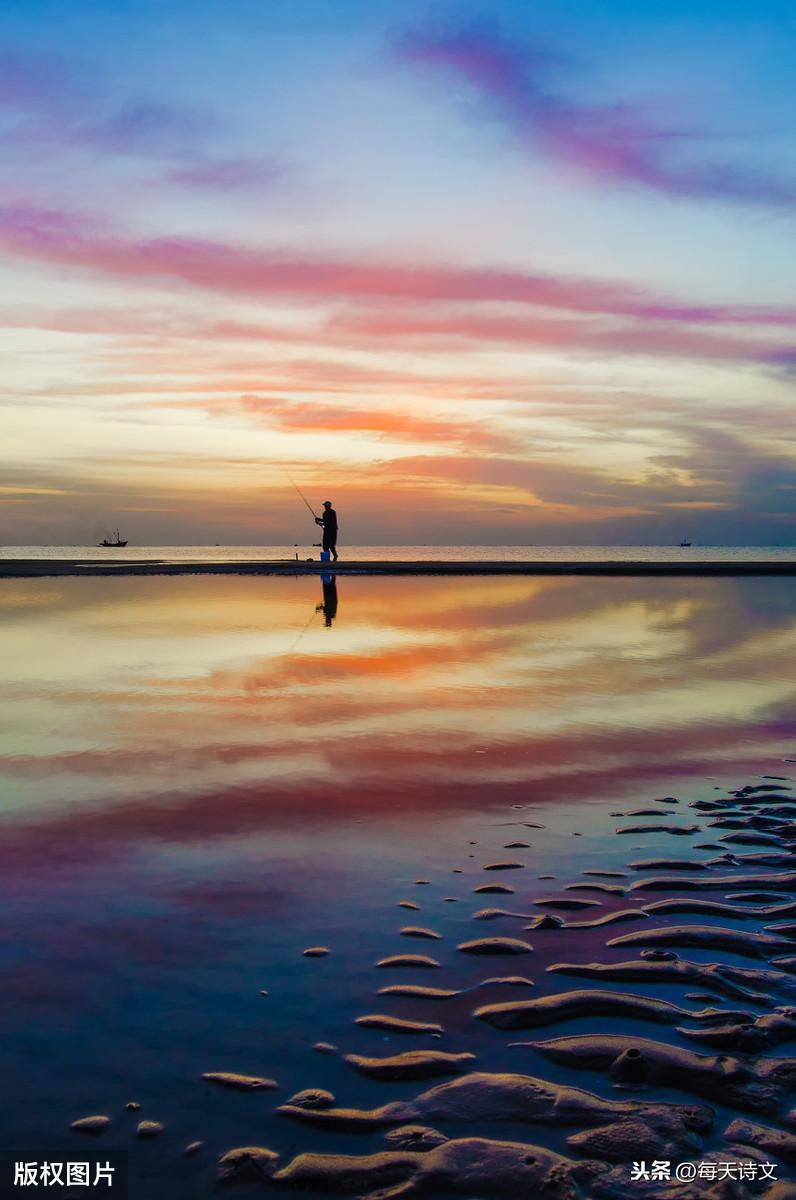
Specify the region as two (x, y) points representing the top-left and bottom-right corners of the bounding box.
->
(396, 24), (796, 207)
(92, 100), (207, 155)
(0, 43), (277, 192)
(0, 46), (75, 110)
(167, 155), (285, 192)
(0, 45), (199, 154)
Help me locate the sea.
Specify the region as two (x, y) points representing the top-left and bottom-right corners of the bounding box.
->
(0, 543), (794, 562)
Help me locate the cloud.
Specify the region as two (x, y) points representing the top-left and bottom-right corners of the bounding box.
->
(1, 292), (792, 385)
(395, 23), (796, 208)
(0, 203), (794, 330)
(83, 101), (207, 156)
(0, 45), (75, 111)
(328, 307), (791, 367)
(2, 425), (794, 545)
(166, 155), (285, 191)
(353, 413), (796, 532)
(239, 395), (514, 452)
(652, 425), (796, 519)
(0, 43), (281, 193)
(0, 45), (204, 155)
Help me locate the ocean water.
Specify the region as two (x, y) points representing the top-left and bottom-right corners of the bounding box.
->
(1, 543), (794, 563)
(1, 572), (795, 1196)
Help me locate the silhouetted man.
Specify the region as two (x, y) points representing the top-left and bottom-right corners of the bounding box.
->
(316, 575), (338, 627)
(315, 500), (338, 561)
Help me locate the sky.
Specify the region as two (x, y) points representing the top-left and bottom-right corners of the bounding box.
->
(1, 0), (794, 546)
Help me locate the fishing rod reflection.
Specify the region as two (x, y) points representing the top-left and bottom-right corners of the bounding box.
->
(316, 572), (339, 628)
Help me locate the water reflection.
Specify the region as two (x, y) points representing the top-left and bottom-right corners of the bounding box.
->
(1, 575), (795, 829)
(315, 573), (339, 627)
(0, 573), (792, 891)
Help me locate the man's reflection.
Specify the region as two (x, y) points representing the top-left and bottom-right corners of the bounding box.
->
(316, 573), (338, 627)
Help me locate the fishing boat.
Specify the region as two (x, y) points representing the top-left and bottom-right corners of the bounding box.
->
(679, 538), (691, 547)
(99, 529), (128, 547)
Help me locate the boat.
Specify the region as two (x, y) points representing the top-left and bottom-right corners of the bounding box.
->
(99, 529), (128, 547)
(679, 538), (691, 547)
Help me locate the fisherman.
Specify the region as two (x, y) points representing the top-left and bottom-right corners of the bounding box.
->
(315, 500), (338, 561)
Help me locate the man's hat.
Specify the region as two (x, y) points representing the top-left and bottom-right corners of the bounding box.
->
(323, 500), (332, 506)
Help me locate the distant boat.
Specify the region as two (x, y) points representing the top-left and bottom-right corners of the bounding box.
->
(99, 529), (128, 547)
(679, 538), (692, 547)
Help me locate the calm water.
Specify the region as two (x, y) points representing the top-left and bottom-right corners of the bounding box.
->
(1, 543), (795, 563)
(1, 574), (795, 1196)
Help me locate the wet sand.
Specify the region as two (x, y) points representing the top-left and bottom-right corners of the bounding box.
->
(47, 774), (796, 1198)
(1, 556), (795, 576)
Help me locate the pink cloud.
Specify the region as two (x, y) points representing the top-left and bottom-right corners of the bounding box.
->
(329, 308), (791, 365)
(0, 203), (794, 329)
(396, 24), (796, 208)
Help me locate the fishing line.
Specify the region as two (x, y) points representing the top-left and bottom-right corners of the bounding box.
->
(285, 602), (319, 656)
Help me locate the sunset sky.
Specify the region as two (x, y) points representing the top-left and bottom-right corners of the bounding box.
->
(1, 0), (794, 546)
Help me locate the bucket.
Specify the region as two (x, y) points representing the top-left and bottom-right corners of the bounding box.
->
(320, 549), (330, 563)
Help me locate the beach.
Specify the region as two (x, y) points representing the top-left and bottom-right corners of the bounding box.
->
(1, 544), (795, 578)
(1, 571), (795, 1197)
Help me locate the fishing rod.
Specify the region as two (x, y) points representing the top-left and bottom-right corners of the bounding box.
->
(284, 472), (318, 519)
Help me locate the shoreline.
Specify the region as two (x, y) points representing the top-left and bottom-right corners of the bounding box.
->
(1, 557), (796, 578)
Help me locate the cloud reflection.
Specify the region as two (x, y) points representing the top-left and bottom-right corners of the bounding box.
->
(0, 575), (794, 880)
